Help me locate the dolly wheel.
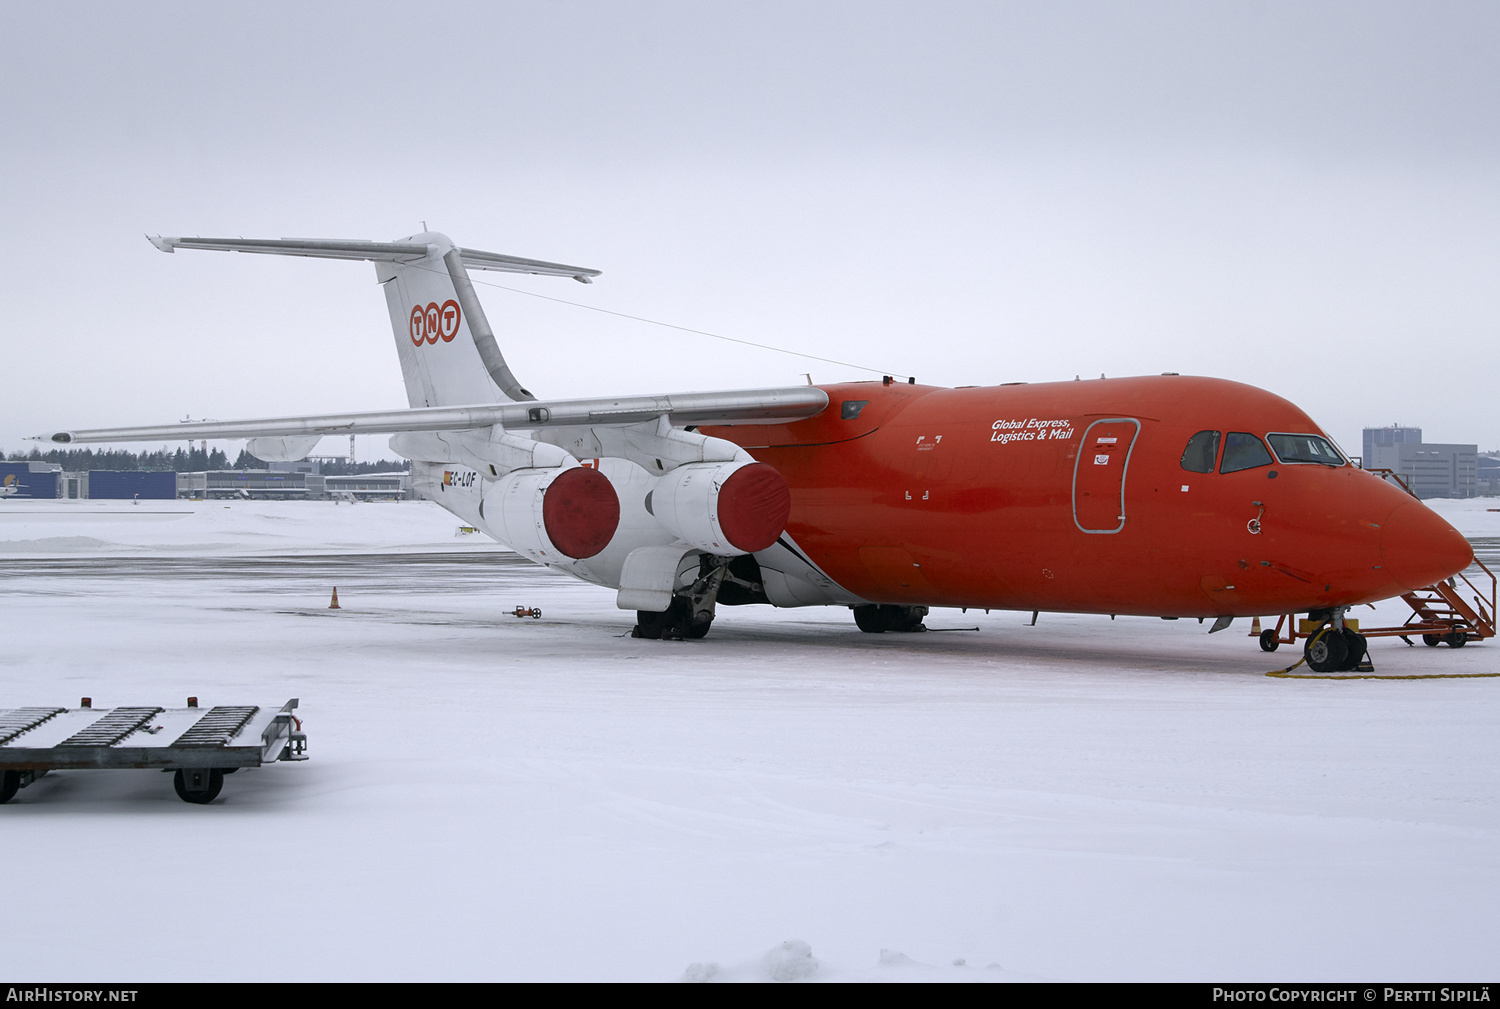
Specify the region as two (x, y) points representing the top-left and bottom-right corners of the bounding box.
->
(1445, 632), (1468, 648)
(1258, 629), (1280, 653)
(0, 770), (19, 804)
(1422, 634), (1442, 647)
(173, 768), (224, 804)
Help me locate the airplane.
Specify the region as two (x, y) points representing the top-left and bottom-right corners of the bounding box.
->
(41, 232), (1474, 672)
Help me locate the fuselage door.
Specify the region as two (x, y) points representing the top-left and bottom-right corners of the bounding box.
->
(1072, 418), (1141, 534)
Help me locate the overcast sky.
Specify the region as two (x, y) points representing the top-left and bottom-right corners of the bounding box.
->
(2, 1), (1497, 460)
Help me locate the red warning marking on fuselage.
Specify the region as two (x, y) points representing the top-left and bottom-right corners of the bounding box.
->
(409, 300), (462, 346)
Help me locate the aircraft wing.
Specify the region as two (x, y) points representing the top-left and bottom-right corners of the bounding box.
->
(43, 387), (829, 445)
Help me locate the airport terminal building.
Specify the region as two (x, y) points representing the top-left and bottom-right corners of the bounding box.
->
(2, 461), (409, 501)
(1362, 426), (1478, 499)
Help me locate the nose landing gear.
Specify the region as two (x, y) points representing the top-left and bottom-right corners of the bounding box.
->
(1303, 623), (1369, 673)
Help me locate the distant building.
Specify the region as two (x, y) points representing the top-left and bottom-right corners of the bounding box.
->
(87, 471), (176, 500)
(1363, 426), (1422, 467)
(1478, 454), (1500, 495)
(0, 461), (62, 498)
(177, 469), (307, 500)
(324, 472), (411, 500)
(1367, 441), (1477, 498)
(176, 469), (410, 500)
(270, 458), (329, 476)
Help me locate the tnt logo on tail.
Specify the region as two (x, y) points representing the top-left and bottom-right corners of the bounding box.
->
(409, 300), (462, 346)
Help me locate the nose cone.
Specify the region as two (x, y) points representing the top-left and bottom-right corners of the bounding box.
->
(1381, 502), (1473, 591)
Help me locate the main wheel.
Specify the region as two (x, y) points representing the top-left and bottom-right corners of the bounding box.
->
(633, 610), (669, 639)
(0, 770), (19, 804)
(1304, 629), (1349, 673)
(1422, 634), (1442, 647)
(852, 605), (928, 633)
(635, 600), (686, 639)
(1259, 629), (1280, 653)
(1339, 628), (1368, 671)
(635, 598), (708, 640)
(886, 606), (928, 633)
(173, 768), (224, 804)
(1445, 631), (1468, 648)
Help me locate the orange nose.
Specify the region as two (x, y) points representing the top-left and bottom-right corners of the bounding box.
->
(1380, 502), (1473, 591)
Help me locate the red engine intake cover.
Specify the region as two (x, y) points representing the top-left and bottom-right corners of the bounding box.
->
(717, 462), (792, 553)
(542, 467), (621, 559)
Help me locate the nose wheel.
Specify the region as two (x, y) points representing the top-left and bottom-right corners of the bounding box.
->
(1304, 627), (1368, 672)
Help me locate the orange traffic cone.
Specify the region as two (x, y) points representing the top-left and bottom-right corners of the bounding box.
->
(329, 587), (341, 610)
(1249, 616), (1262, 636)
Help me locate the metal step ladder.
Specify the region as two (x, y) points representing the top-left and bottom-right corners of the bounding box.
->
(1399, 568), (1496, 644)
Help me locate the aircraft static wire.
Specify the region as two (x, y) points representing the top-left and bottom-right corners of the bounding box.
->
(408, 260), (912, 381)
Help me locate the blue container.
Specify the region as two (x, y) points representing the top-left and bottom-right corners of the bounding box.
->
(0, 462), (59, 499)
(88, 470), (176, 500)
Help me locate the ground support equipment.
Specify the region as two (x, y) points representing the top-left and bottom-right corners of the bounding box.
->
(1257, 560), (1496, 657)
(0, 698), (307, 804)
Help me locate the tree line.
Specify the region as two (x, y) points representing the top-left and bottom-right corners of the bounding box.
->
(4, 446), (408, 475)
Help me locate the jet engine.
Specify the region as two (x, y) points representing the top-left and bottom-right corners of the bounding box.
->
(646, 460), (791, 555)
(481, 465), (620, 564)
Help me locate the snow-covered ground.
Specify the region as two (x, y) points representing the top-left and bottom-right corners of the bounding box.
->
(0, 498), (1496, 981)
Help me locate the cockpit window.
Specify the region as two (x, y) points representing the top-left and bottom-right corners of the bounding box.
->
(1267, 433), (1345, 466)
(1180, 430), (1220, 473)
(841, 400), (869, 420)
(1220, 432), (1274, 474)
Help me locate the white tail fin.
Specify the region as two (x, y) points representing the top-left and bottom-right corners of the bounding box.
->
(147, 232), (600, 408)
(375, 232), (512, 407)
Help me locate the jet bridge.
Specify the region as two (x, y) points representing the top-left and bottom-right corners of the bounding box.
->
(0, 698), (307, 804)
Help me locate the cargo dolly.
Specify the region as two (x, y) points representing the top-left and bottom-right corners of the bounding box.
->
(0, 697), (307, 804)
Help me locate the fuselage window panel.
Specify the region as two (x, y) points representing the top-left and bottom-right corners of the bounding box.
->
(1180, 430), (1221, 474)
(841, 400), (870, 420)
(1220, 432), (1274, 474)
(1267, 433), (1345, 466)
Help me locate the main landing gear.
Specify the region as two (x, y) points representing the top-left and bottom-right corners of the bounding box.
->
(852, 604), (928, 634)
(633, 596), (713, 640)
(632, 555), (743, 641)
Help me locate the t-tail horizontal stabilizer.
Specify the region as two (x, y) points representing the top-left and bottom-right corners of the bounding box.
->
(145, 236), (601, 283)
(146, 232), (600, 409)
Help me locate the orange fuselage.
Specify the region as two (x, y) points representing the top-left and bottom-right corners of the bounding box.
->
(704, 375), (1471, 618)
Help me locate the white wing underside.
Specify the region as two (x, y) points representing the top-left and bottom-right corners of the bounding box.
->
(44, 388), (829, 445)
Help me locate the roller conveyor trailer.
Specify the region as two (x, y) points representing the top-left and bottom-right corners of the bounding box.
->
(0, 697), (307, 804)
